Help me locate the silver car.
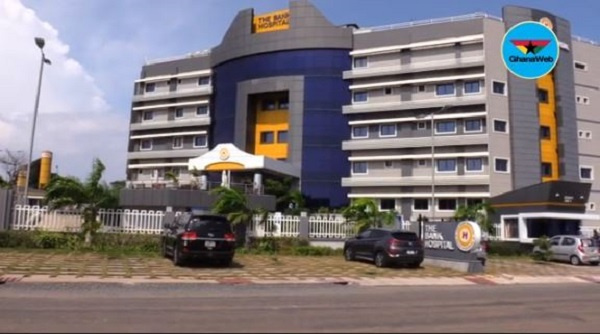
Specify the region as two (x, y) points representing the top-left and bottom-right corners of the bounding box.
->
(533, 235), (599, 266)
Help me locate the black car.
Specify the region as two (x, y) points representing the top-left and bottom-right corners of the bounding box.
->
(160, 212), (236, 266)
(344, 229), (424, 268)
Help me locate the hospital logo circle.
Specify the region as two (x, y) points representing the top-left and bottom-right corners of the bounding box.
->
(501, 21), (559, 79)
(454, 221), (481, 252)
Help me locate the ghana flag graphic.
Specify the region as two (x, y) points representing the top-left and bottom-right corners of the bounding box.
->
(510, 40), (551, 55)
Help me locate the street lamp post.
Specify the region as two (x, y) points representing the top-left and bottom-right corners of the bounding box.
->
(418, 105), (450, 224)
(23, 37), (51, 204)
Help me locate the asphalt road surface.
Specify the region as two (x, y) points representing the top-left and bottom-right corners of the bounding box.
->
(0, 282), (598, 333)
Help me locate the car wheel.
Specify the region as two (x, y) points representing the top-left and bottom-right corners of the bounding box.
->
(374, 252), (388, 268)
(344, 248), (355, 261)
(172, 247), (184, 267)
(570, 255), (581, 266)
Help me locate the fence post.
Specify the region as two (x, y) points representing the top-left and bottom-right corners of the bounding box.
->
(298, 211), (309, 240)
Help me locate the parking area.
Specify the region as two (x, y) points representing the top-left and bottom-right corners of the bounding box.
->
(0, 250), (598, 280)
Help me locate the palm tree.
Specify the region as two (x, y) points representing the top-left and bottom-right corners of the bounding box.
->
(342, 198), (397, 234)
(211, 186), (268, 247)
(165, 170), (179, 188)
(453, 201), (495, 234)
(44, 158), (119, 246)
(264, 177), (295, 211)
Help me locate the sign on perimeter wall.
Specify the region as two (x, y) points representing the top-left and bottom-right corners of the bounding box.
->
(423, 220), (482, 262)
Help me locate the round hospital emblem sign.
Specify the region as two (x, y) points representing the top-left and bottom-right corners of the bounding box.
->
(539, 17), (553, 30)
(219, 148), (230, 161)
(454, 221), (481, 252)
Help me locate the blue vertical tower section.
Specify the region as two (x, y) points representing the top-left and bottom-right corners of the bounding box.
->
(213, 49), (350, 207)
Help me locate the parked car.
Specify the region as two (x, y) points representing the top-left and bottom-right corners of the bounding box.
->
(344, 229), (424, 268)
(532, 235), (599, 266)
(160, 212), (236, 267)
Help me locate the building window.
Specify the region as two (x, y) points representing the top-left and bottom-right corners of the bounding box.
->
(384, 161), (393, 169)
(574, 61), (588, 71)
(435, 83), (455, 96)
(464, 81), (481, 94)
(464, 119), (482, 133)
(418, 159), (427, 167)
(260, 132), (274, 144)
(353, 91), (368, 103)
(540, 126), (551, 139)
(492, 81), (506, 95)
(379, 124), (397, 137)
(175, 108), (184, 119)
(353, 57), (368, 68)
(198, 77), (210, 85)
(580, 166), (593, 180)
(193, 135), (207, 148)
(493, 119), (508, 133)
(465, 158), (483, 172)
(537, 89), (549, 103)
(438, 199), (457, 211)
(352, 162), (368, 175)
(196, 105), (209, 116)
(277, 131), (288, 143)
(140, 139), (152, 151)
(413, 199), (429, 211)
(418, 85), (426, 93)
(467, 198), (483, 207)
(576, 95), (590, 105)
(494, 158), (510, 173)
(142, 111), (153, 121)
(436, 159), (456, 173)
(172, 137), (183, 149)
(384, 87), (393, 95)
(279, 98), (289, 109)
(145, 83), (155, 93)
(352, 126), (369, 139)
(261, 100), (277, 110)
(417, 122), (426, 130)
(541, 162), (552, 177)
(380, 199), (395, 211)
(435, 121), (456, 134)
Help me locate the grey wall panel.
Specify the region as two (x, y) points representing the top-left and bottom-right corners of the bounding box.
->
(502, 7), (542, 189)
(235, 76), (305, 169)
(354, 20), (484, 50)
(0, 189), (13, 231)
(211, 0), (352, 67)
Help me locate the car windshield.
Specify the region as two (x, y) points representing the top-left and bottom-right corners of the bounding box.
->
(391, 232), (418, 241)
(581, 239), (597, 247)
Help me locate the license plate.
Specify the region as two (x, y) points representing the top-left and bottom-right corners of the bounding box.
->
(205, 241), (216, 248)
(407, 250), (416, 255)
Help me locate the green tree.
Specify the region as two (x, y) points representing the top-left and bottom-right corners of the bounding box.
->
(211, 187), (268, 247)
(44, 158), (119, 246)
(453, 201), (496, 234)
(165, 170), (179, 187)
(342, 198), (396, 234)
(0, 175), (8, 188)
(532, 235), (553, 262)
(264, 177), (294, 211)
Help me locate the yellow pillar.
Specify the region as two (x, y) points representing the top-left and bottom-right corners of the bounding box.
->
(17, 170), (26, 188)
(39, 151), (53, 189)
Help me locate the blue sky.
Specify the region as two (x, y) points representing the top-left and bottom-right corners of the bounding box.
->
(3, 0), (599, 182)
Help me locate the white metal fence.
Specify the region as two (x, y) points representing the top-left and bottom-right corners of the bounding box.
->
(248, 213), (300, 238)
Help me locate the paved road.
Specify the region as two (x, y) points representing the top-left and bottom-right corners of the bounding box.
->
(1, 282), (598, 333)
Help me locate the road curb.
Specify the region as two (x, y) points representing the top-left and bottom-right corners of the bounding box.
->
(1, 274), (597, 287)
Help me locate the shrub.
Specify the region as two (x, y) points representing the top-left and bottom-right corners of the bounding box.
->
(531, 236), (553, 262)
(243, 237), (341, 256)
(487, 240), (533, 257)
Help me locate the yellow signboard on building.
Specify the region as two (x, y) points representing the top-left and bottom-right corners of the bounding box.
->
(253, 9), (290, 34)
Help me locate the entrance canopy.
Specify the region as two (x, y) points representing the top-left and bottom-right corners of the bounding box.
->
(188, 143), (300, 178)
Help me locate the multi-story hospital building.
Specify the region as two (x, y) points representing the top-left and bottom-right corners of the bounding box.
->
(125, 1), (600, 241)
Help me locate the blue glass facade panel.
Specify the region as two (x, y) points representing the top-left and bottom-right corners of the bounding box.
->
(213, 49), (350, 207)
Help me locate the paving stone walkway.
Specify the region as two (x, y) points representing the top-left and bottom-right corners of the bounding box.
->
(1, 249), (599, 281)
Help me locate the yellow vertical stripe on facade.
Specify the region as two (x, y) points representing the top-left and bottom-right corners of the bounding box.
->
(254, 99), (289, 160)
(538, 73), (559, 182)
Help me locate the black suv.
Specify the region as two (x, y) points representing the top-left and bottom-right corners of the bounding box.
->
(160, 212), (236, 267)
(344, 229), (424, 268)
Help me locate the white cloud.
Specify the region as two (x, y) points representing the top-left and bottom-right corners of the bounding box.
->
(0, 0), (127, 181)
